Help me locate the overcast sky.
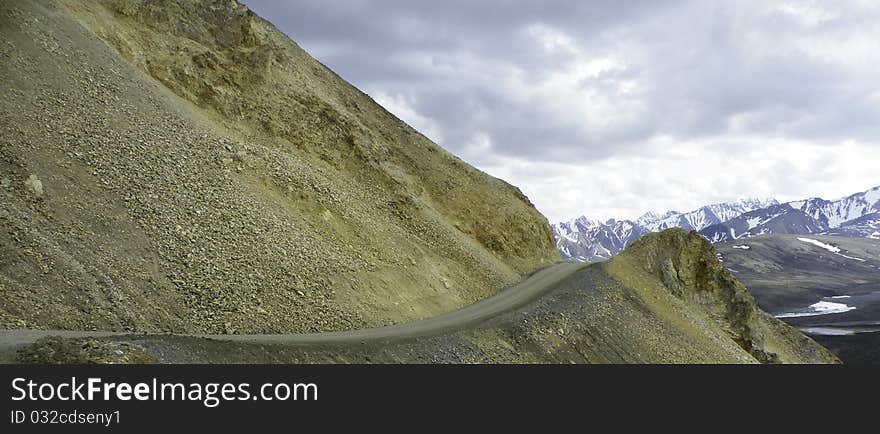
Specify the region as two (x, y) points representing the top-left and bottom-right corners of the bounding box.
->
(243, 0), (880, 222)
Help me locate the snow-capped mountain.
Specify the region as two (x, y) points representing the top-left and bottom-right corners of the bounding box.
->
(700, 186), (880, 243)
(636, 198), (779, 232)
(553, 197), (776, 262)
(824, 213), (880, 239)
(554, 218), (648, 262)
(699, 204), (825, 243)
(790, 186), (880, 228)
(554, 186), (880, 262)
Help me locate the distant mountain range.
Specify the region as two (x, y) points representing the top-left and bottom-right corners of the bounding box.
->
(554, 186), (880, 262)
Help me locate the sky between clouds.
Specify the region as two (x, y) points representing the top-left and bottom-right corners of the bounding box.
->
(243, 0), (880, 222)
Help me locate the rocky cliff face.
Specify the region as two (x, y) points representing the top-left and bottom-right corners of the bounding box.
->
(0, 0), (559, 334)
(609, 229), (838, 364)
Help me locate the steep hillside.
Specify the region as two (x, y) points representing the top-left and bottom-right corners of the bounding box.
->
(604, 229), (836, 364)
(0, 0), (559, 334)
(7, 229), (838, 364)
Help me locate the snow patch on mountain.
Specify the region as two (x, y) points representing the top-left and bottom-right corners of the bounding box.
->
(841, 254), (867, 262)
(776, 301), (856, 318)
(797, 237), (867, 262)
(797, 237), (841, 253)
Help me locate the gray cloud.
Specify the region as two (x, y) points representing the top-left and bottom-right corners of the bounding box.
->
(243, 0), (880, 221)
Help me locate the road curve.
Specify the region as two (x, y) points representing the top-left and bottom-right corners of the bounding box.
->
(0, 262), (589, 359)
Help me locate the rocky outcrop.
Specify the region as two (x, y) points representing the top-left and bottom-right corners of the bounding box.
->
(611, 229), (839, 364)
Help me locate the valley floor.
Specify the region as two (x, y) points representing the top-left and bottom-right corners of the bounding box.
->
(717, 234), (880, 363)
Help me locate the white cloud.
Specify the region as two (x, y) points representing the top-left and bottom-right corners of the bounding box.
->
(527, 24), (578, 55)
(776, 1), (839, 26)
(477, 136), (880, 222)
(245, 0), (880, 224)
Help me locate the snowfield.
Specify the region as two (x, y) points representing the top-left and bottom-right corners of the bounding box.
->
(797, 237), (840, 253)
(797, 237), (867, 262)
(800, 327), (855, 336)
(776, 300), (856, 318)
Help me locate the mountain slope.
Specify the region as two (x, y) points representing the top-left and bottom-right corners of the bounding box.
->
(605, 229), (837, 364)
(791, 187), (880, 228)
(8, 229), (838, 364)
(0, 0), (559, 334)
(700, 186), (880, 243)
(699, 204), (826, 243)
(824, 213), (880, 239)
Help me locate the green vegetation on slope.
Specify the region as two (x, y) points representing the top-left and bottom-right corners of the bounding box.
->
(0, 0), (559, 335)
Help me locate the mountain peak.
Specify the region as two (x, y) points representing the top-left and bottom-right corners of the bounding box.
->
(555, 186), (877, 262)
(636, 210), (678, 224)
(736, 197), (778, 207)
